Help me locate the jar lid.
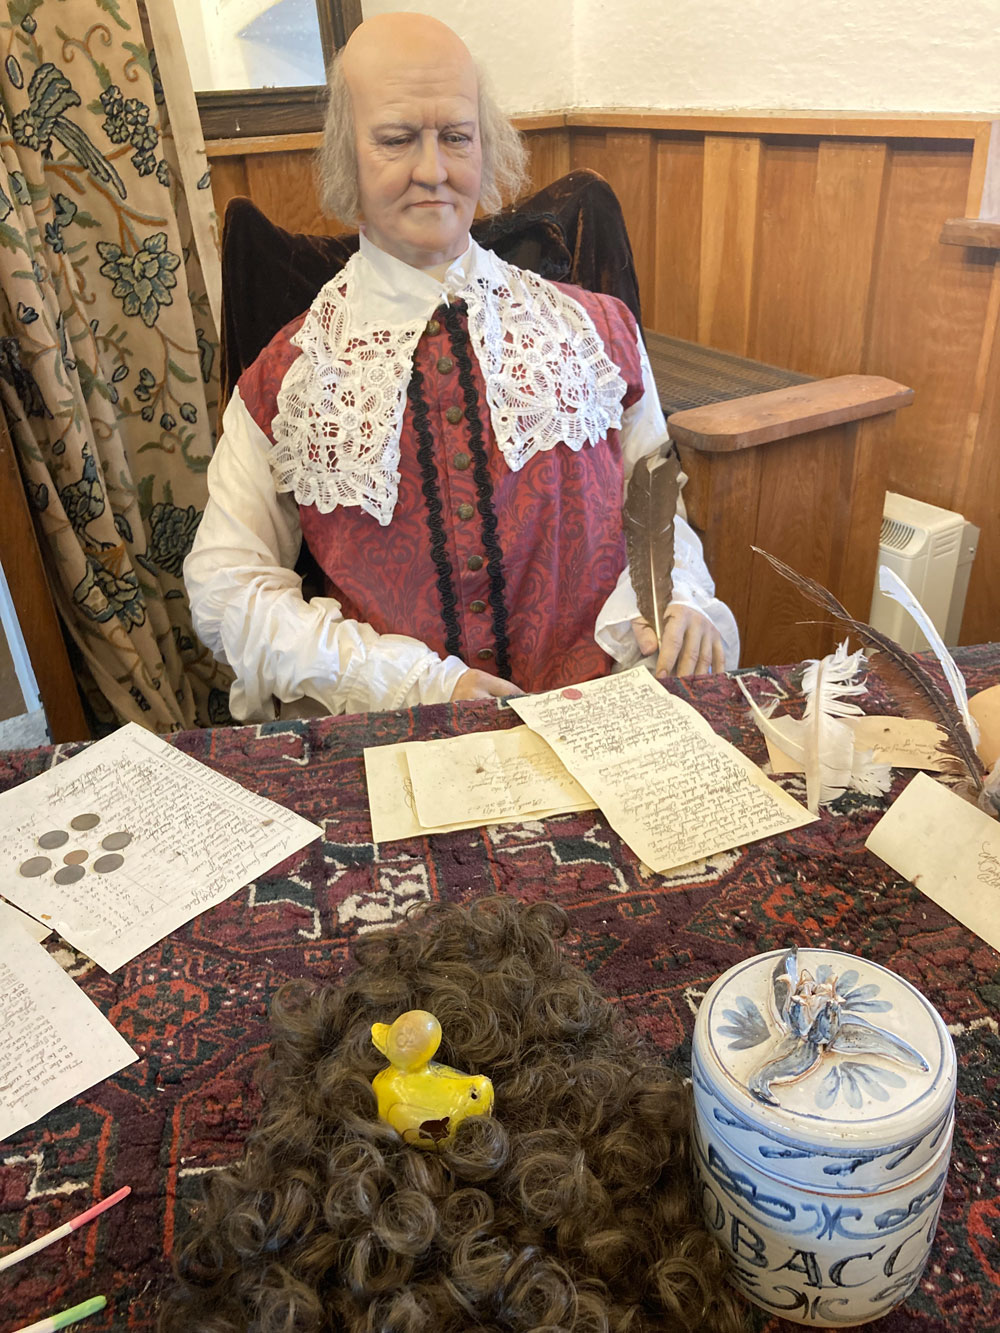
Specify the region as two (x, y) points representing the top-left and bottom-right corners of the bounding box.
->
(692, 946), (956, 1193)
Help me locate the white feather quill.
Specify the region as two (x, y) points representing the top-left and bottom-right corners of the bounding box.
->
(850, 748), (893, 796)
(736, 677), (807, 765)
(877, 565), (979, 747)
(800, 648), (858, 812)
(738, 642), (890, 813)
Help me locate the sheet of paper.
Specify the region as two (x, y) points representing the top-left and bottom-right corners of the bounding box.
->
(0, 723), (322, 972)
(407, 727), (594, 827)
(364, 728), (595, 843)
(764, 715), (951, 774)
(0, 898), (51, 943)
(0, 911), (137, 1142)
(866, 772), (1000, 954)
(509, 667), (815, 873)
(971, 684), (1000, 770)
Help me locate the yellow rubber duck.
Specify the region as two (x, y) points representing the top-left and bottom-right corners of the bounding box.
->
(370, 1010), (494, 1150)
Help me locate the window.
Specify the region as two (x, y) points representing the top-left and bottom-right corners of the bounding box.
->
(181, 0), (362, 138)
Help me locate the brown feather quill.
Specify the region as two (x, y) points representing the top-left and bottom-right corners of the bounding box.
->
(624, 450), (681, 647)
(752, 546), (986, 794)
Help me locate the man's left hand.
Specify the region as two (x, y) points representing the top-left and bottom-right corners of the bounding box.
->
(632, 604), (725, 678)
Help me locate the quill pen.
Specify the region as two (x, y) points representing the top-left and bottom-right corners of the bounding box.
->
(737, 643), (891, 811)
(877, 565), (979, 747)
(752, 547), (986, 798)
(624, 450), (681, 647)
(801, 645), (867, 812)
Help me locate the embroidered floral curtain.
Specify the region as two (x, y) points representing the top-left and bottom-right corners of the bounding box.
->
(0, 0), (232, 732)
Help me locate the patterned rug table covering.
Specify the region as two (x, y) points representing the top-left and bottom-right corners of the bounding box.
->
(1, 648), (998, 1333)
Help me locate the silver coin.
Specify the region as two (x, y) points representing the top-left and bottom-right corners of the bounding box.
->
(54, 864), (86, 885)
(101, 831), (132, 852)
(70, 813), (101, 831)
(19, 856), (51, 877)
(38, 829), (69, 850)
(93, 854), (124, 874)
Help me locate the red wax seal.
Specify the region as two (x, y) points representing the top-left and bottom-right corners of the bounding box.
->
(561, 688), (583, 700)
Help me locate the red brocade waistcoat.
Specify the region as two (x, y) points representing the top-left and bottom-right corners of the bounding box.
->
(238, 283), (644, 693)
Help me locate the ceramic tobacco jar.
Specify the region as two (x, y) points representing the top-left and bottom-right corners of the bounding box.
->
(691, 945), (956, 1327)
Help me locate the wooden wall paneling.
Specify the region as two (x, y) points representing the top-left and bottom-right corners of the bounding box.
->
(863, 142), (991, 511)
(953, 260), (1000, 506)
(964, 120), (1000, 217)
(210, 154), (250, 222)
(243, 149), (343, 236)
(750, 138), (888, 377)
(521, 127), (571, 195)
(570, 129), (657, 319)
(698, 135), (762, 354)
(651, 136), (704, 339)
(955, 263), (1000, 644)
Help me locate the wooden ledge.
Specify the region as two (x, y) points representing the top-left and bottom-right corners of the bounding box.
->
(666, 375), (914, 453)
(940, 217), (1000, 249)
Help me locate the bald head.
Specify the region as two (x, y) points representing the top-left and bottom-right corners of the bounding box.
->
(343, 13), (478, 102)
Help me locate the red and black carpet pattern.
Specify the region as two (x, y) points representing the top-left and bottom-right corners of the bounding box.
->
(1, 646), (998, 1332)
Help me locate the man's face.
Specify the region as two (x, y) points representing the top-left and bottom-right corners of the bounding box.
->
(349, 52), (482, 271)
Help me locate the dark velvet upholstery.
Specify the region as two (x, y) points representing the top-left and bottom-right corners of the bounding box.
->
(219, 168), (642, 410)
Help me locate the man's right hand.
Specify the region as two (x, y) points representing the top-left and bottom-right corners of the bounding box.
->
(450, 669), (525, 701)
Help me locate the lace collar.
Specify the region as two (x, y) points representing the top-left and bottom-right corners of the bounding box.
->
(270, 235), (627, 526)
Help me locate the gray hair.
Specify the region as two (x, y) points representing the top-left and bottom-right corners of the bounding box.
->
(316, 51), (529, 225)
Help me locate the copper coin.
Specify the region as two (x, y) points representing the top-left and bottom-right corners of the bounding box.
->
(64, 849), (89, 865)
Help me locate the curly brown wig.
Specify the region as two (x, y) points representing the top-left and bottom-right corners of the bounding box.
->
(160, 899), (746, 1333)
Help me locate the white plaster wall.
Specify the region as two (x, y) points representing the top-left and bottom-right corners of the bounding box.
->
(359, 0), (577, 113)
(573, 0), (1000, 114)
(363, 0), (998, 115)
(177, 0), (999, 113)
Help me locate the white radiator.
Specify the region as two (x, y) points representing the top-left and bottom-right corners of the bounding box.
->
(869, 492), (980, 650)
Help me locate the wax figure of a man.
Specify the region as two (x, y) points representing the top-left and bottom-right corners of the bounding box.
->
(184, 13), (739, 719)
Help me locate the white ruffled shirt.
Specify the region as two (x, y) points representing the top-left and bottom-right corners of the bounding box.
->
(185, 235), (739, 720)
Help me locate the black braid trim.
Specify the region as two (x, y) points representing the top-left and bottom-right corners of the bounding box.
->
(407, 357), (462, 658)
(441, 301), (512, 680)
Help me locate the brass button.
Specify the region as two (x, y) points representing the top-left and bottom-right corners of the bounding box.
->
(467, 554), (483, 571)
(445, 404), (464, 425)
(470, 599), (487, 613)
(453, 452), (470, 470)
(425, 318), (440, 335)
(457, 503), (474, 520)
(437, 355), (454, 374)
(476, 648), (494, 662)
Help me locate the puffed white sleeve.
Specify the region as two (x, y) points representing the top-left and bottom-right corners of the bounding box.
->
(593, 339), (740, 670)
(184, 391), (469, 719)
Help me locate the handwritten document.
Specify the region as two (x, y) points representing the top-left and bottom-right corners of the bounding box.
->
(509, 667), (814, 873)
(866, 772), (1000, 954)
(0, 911), (136, 1141)
(0, 723), (321, 972)
(765, 715), (951, 774)
(365, 727), (594, 843)
(408, 728), (594, 827)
